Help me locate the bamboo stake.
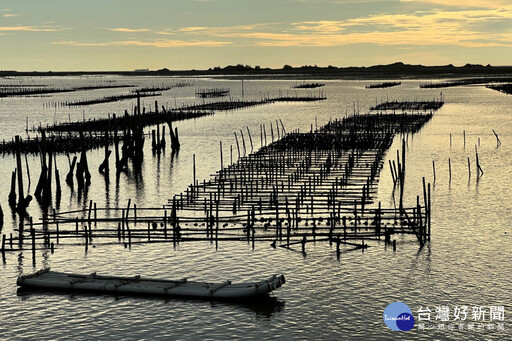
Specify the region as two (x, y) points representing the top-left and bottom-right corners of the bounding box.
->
(432, 160), (436, 183)
(220, 141), (223, 170)
(246, 127), (253, 152)
(234, 132), (241, 158)
(492, 129), (501, 147)
(448, 158), (451, 183)
(468, 157), (471, 179)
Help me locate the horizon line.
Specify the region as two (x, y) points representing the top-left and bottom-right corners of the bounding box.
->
(3, 62), (512, 74)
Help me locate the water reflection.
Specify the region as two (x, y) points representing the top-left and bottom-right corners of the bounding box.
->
(127, 160), (145, 199)
(16, 288), (285, 317)
(1, 78), (511, 340)
(103, 172), (110, 212)
(114, 172), (120, 208)
(16, 251), (24, 276)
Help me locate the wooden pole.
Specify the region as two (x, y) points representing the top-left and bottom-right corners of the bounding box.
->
(1, 234), (5, 256)
(389, 160), (396, 185)
(104, 130), (110, 173)
(88, 200), (93, 224)
(234, 132), (241, 158)
(399, 140), (405, 211)
(66, 156), (77, 183)
(468, 157), (471, 179)
(24, 153), (31, 193)
(448, 158), (451, 183)
(193, 154), (196, 187)
(174, 127), (180, 150)
(492, 129), (501, 147)
(246, 127), (254, 152)
(15, 136), (26, 210)
(8, 171), (16, 207)
(220, 141), (223, 170)
(260, 124), (263, 149)
(428, 183), (431, 241)
(54, 156), (61, 197)
(422, 177), (427, 229)
(280, 119), (286, 136)
(161, 125), (166, 148)
(475, 145), (483, 176)
(157, 125), (161, 151)
(240, 130), (247, 156)
(392, 161), (399, 184)
(432, 160), (436, 183)
(137, 93), (141, 115)
(44, 151), (53, 203)
(81, 148), (91, 186)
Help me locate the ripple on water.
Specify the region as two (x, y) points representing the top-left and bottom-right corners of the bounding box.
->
(0, 79), (511, 340)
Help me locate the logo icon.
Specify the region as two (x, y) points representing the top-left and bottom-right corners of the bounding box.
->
(383, 302), (415, 331)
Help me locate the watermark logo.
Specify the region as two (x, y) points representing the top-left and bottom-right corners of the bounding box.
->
(415, 305), (505, 331)
(384, 302), (415, 331)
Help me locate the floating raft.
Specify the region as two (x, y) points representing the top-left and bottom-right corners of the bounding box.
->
(292, 82), (325, 89)
(17, 269), (285, 299)
(486, 83), (512, 95)
(195, 88), (230, 98)
(370, 99), (443, 111)
(365, 81), (401, 89)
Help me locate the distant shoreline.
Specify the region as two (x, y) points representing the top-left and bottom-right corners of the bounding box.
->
(2, 62), (512, 80)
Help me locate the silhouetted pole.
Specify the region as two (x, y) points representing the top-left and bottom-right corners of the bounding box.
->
(220, 141), (223, 170)
(15, 136), (28, 211)
(8, 171), (16, 207)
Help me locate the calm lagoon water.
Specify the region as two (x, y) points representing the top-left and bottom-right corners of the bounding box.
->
(0, 76), (510, 340)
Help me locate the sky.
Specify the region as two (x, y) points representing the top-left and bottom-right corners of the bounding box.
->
(1, 0), (512, 71)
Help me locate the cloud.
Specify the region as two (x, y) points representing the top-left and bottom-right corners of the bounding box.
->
(179, 23), (273, 34)
(36, 4), (512, 52)
(249, 31), (501, 48)
(52, 39), (232, 47)
(3, 13), (20, 17)
(108, 27), (151, 33)
(179, 26), (209, 33)
(105, 23), (272, 38)
(291, 7), (512, 31)
(400, 0), (510, 9)
(107, 27), (176, 35)
(292, 21), (346, 33)
(290, 0), (389, 3)
(0, 25), (64, 32)
(176, 6), (512, 48)
(155, 30), (175, 35)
